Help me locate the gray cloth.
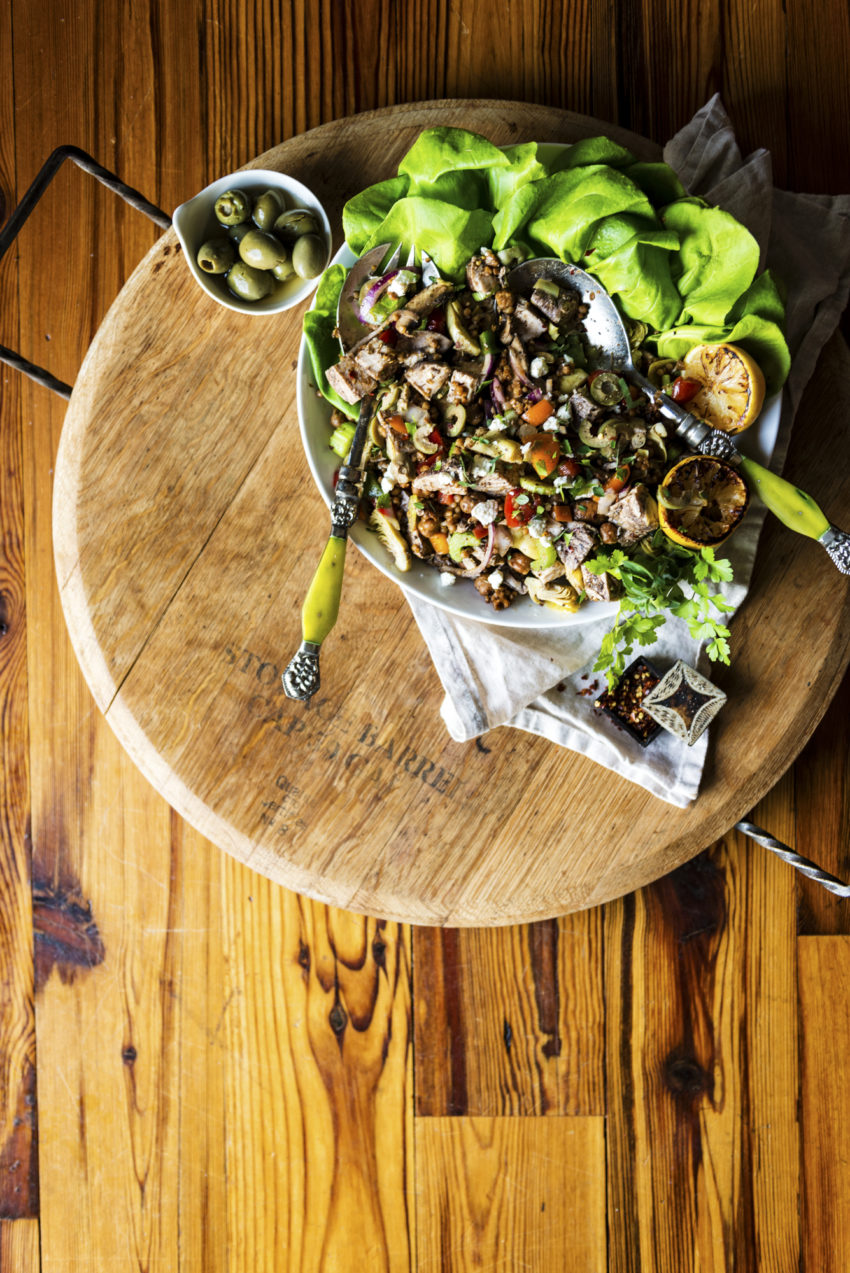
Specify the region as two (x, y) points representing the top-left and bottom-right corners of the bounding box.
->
(406, 94), (850, 806)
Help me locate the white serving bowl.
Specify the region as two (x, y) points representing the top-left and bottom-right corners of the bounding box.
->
(173, 168), (331, 315)
(295, 244), (618, 630)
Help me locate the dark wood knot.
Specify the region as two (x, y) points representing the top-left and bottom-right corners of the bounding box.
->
(663, 1051), (712, 1099)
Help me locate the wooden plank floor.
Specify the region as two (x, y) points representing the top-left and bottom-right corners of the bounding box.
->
(1, 1), (849, 1268)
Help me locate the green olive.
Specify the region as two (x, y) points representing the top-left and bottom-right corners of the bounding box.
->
(252, 189), (286, 229)
(271, 250), (295, 282)
(196, 237), (237, 274)
(226, 261), (274, 302)
(292, 233), (326, 280)
(214, 188), (251, 226)
(273, 208), (320, 243)
(238, 229), (288, 271)
(228, 222), (252, 245)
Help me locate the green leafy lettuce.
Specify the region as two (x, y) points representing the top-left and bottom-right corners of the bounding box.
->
(301, 264), (357, 419)
(661, 198), (760, 325)
(526, 166), (657, 261)
(329, 124), (790, 393)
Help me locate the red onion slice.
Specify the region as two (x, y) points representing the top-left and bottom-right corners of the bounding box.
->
(469, 523), (495, 576)
(358, 270), (399, 323)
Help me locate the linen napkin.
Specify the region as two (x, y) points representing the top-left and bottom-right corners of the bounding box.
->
(406, 94), (850, 806)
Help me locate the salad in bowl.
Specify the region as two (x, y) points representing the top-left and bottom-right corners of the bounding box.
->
(299, 126), (789, 683)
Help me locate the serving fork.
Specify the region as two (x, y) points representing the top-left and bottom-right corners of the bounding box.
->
(282, 243), (402, 702)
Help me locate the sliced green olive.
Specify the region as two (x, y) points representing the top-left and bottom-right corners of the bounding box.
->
(577, 418), (619, 455)
(519, 476), (557, 496)
(445, 299), (480, 355)
(589, 371), (625, 406)
(559, 370), (588, 393)
(442, 403), (466, 437)
(466, 434), (522, 463)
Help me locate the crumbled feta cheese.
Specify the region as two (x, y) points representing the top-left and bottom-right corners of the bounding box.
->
(542, 419), (560, 432)
(470, 499), (499, 526)
(386, 274), (409, 297)
(520, 441), (533, 457)
(556, 403), (572, 421)
(380, 476), (395, 493)
(553, 474), (571, 489)
(487, 570), (504, 589)
(488, 418), (509, 433)
(528, 518), (550, 541)
(530, 356), (550, 379)
(469, 455), (495, 480)
(439, 572), (456, 587)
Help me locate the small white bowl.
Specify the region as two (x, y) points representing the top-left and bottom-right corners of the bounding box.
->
(173, 168), (331, 315)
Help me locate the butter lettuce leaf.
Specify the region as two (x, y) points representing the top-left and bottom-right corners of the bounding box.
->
(363, 196), (493, 280)
(398, 126), (510, 185)
(301, 265), (356, 418)
(527, 166), (656, 261)
(492, 183), (543, 250)
(550, 136), (635, 170)
(589, 228), (682, 331)
(625, 161), (686, 206)
(487, 142), (548, 209)
(662, 198), (760, 325)
(343, 176), (409, 255)
(652, 313), (790, 393)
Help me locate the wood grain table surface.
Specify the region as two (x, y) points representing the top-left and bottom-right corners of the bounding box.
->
(1, 1), (849, 1269)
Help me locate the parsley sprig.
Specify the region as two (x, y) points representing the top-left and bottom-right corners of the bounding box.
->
(586, 535), (736, 689)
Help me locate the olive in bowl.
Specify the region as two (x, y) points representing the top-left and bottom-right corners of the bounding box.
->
(173, 168), (331, 315)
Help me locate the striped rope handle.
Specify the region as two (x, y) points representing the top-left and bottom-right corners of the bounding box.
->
(735, 820), (850, 897)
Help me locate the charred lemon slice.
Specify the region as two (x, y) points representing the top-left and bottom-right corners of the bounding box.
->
(679, 342), (766, 435)
(657, 456), (749, 548)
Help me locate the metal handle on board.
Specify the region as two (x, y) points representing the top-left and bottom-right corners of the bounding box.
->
(735, 820), (850, 897)
(0, 145), (171, 399)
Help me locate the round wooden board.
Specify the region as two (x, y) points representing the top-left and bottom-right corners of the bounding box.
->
(54, 99), (850, 926)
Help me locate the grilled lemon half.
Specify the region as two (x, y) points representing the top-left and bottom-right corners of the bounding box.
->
(658, 456), (749, 548)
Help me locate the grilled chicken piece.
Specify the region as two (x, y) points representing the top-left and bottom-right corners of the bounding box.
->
(606, 483), (659, 546)
(353, 335), (400, 381)
(447, 368), (479, 404)
(404, 360), (451, 399)
(466, 252), (502, 295)
(580, 563), (621, 602)
(411, 469), (466, 497)
(394, 281), (454, 331)
(557, 523), (598, 572)
(512, 298), (549, 342)
(530, 284), (579, 326)
(325, 353), (378, 404)
(569, 389), (605, 423)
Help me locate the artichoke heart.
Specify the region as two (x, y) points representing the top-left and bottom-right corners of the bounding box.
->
(525, 577), (580, 612)
(368, 508), (412, 572)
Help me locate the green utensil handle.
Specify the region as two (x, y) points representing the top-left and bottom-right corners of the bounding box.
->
(739, 456), (830, 540)
(302, 534), (348, 645)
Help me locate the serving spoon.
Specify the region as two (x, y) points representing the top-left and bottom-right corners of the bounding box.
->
(508, 258), (850, 574)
